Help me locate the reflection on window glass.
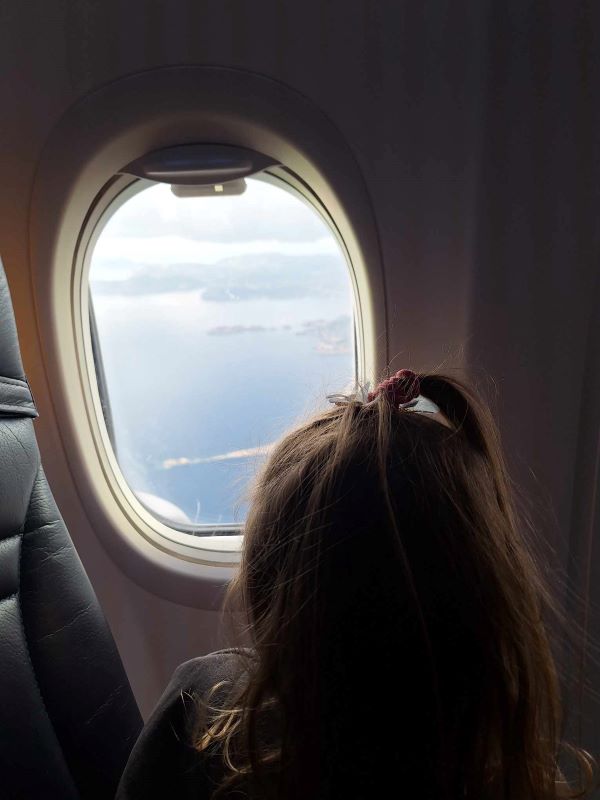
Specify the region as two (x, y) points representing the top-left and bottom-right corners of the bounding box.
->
(88, 177), (356, 531)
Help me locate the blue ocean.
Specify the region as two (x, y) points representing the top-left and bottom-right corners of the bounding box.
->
(91, 258), (354, 528)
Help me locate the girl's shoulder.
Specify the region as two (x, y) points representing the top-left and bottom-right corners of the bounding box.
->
(116, 649), (254, 799)
(169, 647), (254, 698)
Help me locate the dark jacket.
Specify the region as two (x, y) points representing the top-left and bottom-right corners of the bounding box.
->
(115, 649), (246, 800)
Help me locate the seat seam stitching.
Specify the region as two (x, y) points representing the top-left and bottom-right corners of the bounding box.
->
(17, 535), (54, 726)
(16, 467), (70, 767)
(15, 592), (77, 789)
(0, 531), (22, 601)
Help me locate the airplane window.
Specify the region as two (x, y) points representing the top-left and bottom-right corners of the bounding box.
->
(88, 176), (356, 533)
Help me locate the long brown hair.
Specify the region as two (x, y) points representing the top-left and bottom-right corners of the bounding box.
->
(194, 373), (595, 799)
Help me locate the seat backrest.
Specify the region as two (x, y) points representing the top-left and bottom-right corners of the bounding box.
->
(0, 260), (142, 799)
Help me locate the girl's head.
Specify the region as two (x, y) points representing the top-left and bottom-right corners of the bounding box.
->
(203, 372), (594, 799)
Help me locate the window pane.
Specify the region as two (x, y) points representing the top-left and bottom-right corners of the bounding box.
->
(88, 177), (355, 531)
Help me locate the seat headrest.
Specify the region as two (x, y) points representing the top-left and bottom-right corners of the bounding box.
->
(0, 258), (38, 418)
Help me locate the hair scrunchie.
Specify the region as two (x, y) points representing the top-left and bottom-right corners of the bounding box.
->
(367, 369), (421, 406)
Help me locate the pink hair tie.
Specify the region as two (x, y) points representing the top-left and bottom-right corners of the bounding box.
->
(327, 370), (440, 415)
(367, 369), (421, 406)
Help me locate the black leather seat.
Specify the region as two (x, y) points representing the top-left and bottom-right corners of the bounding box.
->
(0, 259), (143, 799)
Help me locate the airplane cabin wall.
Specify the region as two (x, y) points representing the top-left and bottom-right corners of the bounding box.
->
(0, 0), (599, 752)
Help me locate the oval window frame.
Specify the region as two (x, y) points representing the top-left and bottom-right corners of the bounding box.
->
(28, 65), (387, 606)
(79, 166), (363, 555)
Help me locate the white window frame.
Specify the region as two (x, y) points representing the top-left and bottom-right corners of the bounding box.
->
(28, 65), (386, 605)
(78, 167), (363, 557)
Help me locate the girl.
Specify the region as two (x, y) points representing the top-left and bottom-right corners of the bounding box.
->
(117, 370), (594, 799)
